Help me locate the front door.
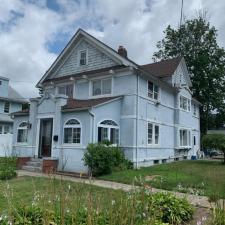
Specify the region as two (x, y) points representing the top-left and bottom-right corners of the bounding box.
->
(39, 118), (53, 158)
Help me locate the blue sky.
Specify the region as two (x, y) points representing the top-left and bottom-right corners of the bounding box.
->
(0, 0), (225, 98)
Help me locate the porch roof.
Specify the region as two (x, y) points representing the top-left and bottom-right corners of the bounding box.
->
(62, 96), (122, 112)
(11, 108), (30, 117)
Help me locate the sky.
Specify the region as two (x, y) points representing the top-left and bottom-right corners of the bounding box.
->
(0, 0), (225, 99)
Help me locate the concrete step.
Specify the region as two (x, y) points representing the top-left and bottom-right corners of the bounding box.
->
(22, 165), (42, 173)
(26, 161), (42, 167)
(30, 158), (43, 162)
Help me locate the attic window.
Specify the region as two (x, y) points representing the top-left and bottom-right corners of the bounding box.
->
(79, 50), (87, 65)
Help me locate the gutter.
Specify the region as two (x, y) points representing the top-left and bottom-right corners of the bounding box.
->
(88, 109), (95, 143)
(135, 74), (139, 169)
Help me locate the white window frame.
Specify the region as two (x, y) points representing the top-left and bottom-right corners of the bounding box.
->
(179, 129), (191, 148)
(179, 95), (191, 112)
(63, 118), (82, 145)
(97, 119), (119, 145)
(193, 104), (197, 116)
(79, 49), (88, 66)
(147, 122), (160, 146)
(91, 77), (112, 98)
(0, 124), (12, 134)
(4, 101), (10, 113)
(17, 121), (28, 144)
(57, 83), (74, 98)
(147, 81), (160, 101)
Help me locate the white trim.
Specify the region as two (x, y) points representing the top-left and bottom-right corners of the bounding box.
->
(147, 80), (161, 102)
(178, 128), (192, 148)
(147, 122), (160, 146)
(16, 121), (29, 144)
(63, 118), (82, 145)
(78, 49), (88, 66)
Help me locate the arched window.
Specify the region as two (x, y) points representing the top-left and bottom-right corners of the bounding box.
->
(64, 119), (81, 144)
(98, 120), (119, 144)
(17, 122), (28, 143)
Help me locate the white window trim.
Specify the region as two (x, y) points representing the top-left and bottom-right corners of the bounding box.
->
(179, 128), (191, 148)
(63, 118), (82, 146)
(0, 124), (12, 134)
(179, 95), (191, 112)
(56, 82), (74, 98)
(90, 76), (113, 98)
(97, 119), (120, 145)
(147, 122), (160, 146)
(147, 81), (161, 102)
(78, 49), (88, 66)
(17, 121), (28, 144)
(4, 101), (10, 114)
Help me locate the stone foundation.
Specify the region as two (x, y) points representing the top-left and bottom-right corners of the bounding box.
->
(17, 157), (31, 169)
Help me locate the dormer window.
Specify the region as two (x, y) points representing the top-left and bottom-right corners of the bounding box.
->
(4, 101), (10, 113)
(148, 81), (159, 100)
(79, 50), (87, 66)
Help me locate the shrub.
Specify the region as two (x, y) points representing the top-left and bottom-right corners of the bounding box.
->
(0, 157), (17, 180)
(83, 143), (132, 176)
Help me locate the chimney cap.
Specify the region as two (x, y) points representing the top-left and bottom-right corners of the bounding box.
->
(118, 45), (127, 58)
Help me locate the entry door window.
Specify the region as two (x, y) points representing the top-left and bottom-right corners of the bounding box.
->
(39, 118), (53, 157)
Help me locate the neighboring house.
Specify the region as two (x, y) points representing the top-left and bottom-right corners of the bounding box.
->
(0, 76), (27, 156)
(11, 29), (201, 173)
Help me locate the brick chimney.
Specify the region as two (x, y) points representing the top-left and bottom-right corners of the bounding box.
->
(118, 46), (127, 58)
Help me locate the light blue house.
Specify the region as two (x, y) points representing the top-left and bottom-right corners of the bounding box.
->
(0, 76), (27, 156)
(12, 29), (201, 173)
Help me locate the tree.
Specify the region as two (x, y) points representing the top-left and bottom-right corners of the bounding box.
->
(202, 134), (225, 164)
(153, 14), (225, 135)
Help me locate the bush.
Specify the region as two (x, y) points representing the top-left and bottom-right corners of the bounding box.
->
(0, 157), (17, 180)
(83, 143), (132, 176)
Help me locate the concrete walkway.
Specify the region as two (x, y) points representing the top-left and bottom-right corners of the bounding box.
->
(17, 170), (216, 209)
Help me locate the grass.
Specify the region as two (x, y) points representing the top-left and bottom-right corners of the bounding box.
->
(100, 160), (225, 198)
(0, 176), (125, 211)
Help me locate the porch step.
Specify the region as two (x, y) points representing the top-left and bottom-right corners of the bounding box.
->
(21, 158), (43, 173)
(22, 165), (42, 173)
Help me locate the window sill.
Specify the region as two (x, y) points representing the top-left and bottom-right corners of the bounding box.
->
(147, 144), (160, 148)
(179, 108), (191, 113)
(175, 146), (191, 150)
(91, 94), (112, 99)
(16, 142), (28, 146)
(147, 97), (160, 105)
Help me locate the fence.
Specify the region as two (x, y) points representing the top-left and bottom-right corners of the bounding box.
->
(0, 134), (13, 156)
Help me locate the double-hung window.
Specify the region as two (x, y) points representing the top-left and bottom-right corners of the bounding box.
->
(193, 104), (197, 116)
(92, 78), (112, 96)
(17, 122), (28, 143)
(64, 119), (81, 144)
(79, 50), (87, 65)
(148, 81), (159, 100)
(179, 129), (191, 147)
(180, 96), (190, 111)
(58, 84), (74, 98)
(148, 123), (159, 145)
(4, 101), (10, 113)
(98, 120), (119, 145)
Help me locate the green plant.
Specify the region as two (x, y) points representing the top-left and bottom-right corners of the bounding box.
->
(83, 143), (132, 176)
(0, 157), (17, 180)
(211, 201), (225, 225)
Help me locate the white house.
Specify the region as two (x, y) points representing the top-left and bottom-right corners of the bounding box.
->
(11, 29), (201, 173)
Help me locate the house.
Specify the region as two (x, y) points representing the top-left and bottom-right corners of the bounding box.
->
(0, 76), (27, 156)
(11, 29), (201, 173)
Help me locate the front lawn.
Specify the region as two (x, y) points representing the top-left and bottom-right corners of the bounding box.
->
(100, 160), (225, 199)
(0, 176), (195, 224)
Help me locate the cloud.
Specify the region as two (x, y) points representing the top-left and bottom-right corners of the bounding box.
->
(0, 0), (224, 98)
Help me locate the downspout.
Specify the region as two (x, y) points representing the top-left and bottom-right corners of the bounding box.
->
(136, 73), (139, 169)
(88, 109), (95, 143)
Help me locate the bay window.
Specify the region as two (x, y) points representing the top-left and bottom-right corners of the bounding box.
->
(98, 120), (119, 145)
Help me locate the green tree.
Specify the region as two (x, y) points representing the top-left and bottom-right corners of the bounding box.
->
(202, 134), (225, 164)
(153, 15), (225, 134)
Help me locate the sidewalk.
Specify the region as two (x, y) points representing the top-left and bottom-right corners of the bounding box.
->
(17, 170), (215, 208)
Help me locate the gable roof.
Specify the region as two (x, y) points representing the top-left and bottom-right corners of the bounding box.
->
(37, 29), (138, 87)
(62, 96), (121, 111)
(140, 57), (182, 78)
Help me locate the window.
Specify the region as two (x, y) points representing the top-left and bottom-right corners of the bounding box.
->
(0, 124), (12, 134)
(0, 125), (2, 134)
(179, 129), (191, 147)
(58, 84), (74, 98)
(193, 136), (196, 146)
(64, 119), (81, 144)
(92, 78), (112, 96)
(193, 104), (197, 116)
(98, 120), (119, 145)
(17, 122), (28, 143)
(180, 96), (190, 111)
(79, 50), (87, 65)
(0, 81), (2, 85)
(148, 123), (159, 145)
(4, 101), (10, 113)
(148, 81), (159, 100)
